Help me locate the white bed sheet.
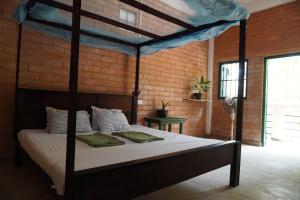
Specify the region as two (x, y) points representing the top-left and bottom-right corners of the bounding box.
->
(18, 125), (223, 195)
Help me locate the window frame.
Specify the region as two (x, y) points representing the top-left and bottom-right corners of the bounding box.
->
(218, 60), (248, 99)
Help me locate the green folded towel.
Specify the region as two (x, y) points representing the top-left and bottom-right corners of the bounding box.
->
(77, 133), (125, 147)
(112, 131), (164, 143)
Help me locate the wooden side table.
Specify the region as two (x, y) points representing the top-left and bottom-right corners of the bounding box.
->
(144, 117), (186, 134)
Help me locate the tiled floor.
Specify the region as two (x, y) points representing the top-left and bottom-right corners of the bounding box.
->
(1, 143), (300, 200)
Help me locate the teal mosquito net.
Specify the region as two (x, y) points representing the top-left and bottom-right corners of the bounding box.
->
(15, 0), (249, 56)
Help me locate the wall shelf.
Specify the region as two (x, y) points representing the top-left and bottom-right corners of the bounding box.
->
(183, 98), (212, 102)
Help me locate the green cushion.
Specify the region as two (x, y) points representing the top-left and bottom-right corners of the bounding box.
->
(77, 133), (125, 147)
(112, 131), (164, 143)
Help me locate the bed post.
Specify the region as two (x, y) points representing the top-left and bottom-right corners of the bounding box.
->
(230, 19), (247, 186)
(235, 20), (247, 142)
(13, 23), (23, 167)
(132, 46), (141, 124)
(64, 0), (81, 199)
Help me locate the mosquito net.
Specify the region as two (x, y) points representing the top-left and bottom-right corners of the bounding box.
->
(15, 0), (249, 55)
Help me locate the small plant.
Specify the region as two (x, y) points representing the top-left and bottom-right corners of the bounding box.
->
(191, 75), (212, 99)
(191, 75), (212, 94)
(161, 101), (169, 110)
(157, 101), (169, 118)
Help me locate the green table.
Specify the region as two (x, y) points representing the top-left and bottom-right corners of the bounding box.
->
(144, 117), (186, 134)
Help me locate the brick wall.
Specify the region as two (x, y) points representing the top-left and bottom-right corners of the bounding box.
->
(211, 1), (300, 145)
(0, 0), (208, 157)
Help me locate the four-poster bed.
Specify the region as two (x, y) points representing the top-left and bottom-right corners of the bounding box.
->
(13, 0), (248, 199)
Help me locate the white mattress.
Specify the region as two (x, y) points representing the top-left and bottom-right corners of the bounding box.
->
(18, 125), (223, 195)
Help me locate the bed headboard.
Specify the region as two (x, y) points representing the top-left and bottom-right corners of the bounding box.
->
(15, 88), (134, 133)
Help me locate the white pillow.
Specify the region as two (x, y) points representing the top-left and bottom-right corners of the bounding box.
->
(91, 106), (121, 130)
(91, 106), (129, 133)
(46, 107), (92, 134)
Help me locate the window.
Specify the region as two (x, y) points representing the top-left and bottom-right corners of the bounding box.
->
(119, 9), (136, 26)
(218, 61), (248, 98)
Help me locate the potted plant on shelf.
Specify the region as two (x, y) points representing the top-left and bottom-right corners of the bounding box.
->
(156, 101), (169, 118)
(191, 75), (212, 100)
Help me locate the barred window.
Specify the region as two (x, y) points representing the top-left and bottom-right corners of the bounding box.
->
(218, 61), (248, 98)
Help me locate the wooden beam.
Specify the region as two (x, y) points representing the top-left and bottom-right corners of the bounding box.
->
(118, 0), (194, 30)
(35, 0), (72, 12)
(13, 24), (23, 167)
(132, 47), (141, 124)
(26, 16), (138, 47)
(33, 0), (160, 39)
(139, 20), (236, 47)
(231, 20), (247, 187)
(134, 47), (141, 97)
(236, 20), (247, 142)
(80, 9), (159, 39)
(64, 0), (81, 199)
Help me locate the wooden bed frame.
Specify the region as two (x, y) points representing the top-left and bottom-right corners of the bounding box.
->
(15, 88), (241, 200)
(14, 1), (247, 199)
(73, 141), (241, 200)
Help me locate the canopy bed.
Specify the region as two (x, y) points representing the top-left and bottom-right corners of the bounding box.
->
(13, 0), (248, 199)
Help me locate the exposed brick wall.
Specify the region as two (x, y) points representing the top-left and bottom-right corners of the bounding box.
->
(0, 0), (208, 156)
(211, 1), (300, 145)
(138, 43), (208, 133)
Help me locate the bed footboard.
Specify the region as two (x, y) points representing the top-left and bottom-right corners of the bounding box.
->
(73, 141), (240, 200)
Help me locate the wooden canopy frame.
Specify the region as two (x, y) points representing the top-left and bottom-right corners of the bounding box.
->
(13, 0), (247, 199)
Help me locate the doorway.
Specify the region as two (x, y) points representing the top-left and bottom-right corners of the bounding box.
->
(262, 53), (300, 146)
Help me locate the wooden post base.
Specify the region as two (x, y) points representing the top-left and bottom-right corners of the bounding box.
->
(230, 142), (241, 186)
